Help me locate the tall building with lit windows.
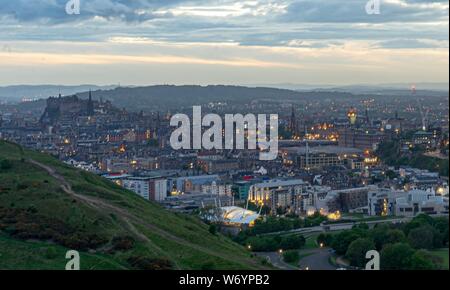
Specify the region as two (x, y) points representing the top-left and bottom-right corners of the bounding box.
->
(248, 179), (308, 214)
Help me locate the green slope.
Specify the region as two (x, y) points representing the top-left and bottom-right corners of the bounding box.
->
(0, 140), (266, 270)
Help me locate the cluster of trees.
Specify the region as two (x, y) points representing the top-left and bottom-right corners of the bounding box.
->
(232, 214), (327, 252)
(317, 214), (448, 269)
(246, 217), (303, 235)
(237, 234), (305, 252)
(245, 213), (327, 236)
(377, 140), (449, 177)
(283, 250), (300, 264)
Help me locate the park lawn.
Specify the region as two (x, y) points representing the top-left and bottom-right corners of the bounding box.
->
(304, 234), (320, 249)
(431, 248), (449, 270)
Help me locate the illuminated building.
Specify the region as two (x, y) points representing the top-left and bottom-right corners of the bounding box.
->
(121, 176), (167, 202)
(338, 127), (386, 151)
(319, 186), (375, 213)
(368, 188), (449, 217)
(248, 179), (308, 214)
(327, 211), (341, 221)
(347, 107), (357, 125)
(281, 145), (363, 169)
(220, 206), (260, 227)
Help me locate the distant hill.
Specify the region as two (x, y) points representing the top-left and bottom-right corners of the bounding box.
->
(75, 85), (355, 112)
(248, 83), (449, 94)
(0, 141), (265, 270)
(0, 85), (117, 103)
(4, 84), (448, 113)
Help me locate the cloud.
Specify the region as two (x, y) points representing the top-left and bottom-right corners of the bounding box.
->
(280, 0), (448, 23)
(0, 0), (447, 85)
(0, 0), (446, 49)
(0, 0), (188, 23)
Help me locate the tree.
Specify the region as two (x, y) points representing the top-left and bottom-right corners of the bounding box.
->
(410, 250), (441, 270)
(380, 243), (414, 270)
(346, 238), (376, 268)
(353, 223), (369, 230)
(283, 250), (300, 264)
(370, 224), (391, 250)
(385, 229), (406, 245)
(331, 231), (361, 255)
(432, 217), (449, 246)
(280, 235), (305, 250)
(408, 226), (434, 249)
(317, 233), (334, 247)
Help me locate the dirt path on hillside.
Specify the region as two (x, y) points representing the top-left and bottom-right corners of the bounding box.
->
(27, 159), (264, 269)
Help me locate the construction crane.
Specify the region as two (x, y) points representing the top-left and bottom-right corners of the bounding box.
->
(417, 100), (430, 132)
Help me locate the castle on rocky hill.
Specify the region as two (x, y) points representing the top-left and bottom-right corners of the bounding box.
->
(40, 91), (111, 126)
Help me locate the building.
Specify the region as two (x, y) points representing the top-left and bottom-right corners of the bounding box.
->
(105, 175), (167, 202)
(101, 157), (159, 173)
(412, 131), (440, 149)
(234, 180), (254, 200)
(368, 188), (405, 216)
(169, 175), (220, 194)
(248, 179), (309, 214)
(399, 167), (441, 190)
(122, 177), (151, 200)
(149, 178), (168, 202)
(318, 186), (374, 213)
(198, 159), (240, 173)
(39, 92), (103, 127)
(368, 188), (449, 217)
(338, 127), (386, 151)
(220, 206), (260, 227)
(396, 190), (448, 216)
(201, 181), (232, 196)
(162, 192), (233, 213)
(282, 145), (363, 169)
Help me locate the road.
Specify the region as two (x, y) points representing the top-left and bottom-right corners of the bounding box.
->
(261, 217), (417, 237)
(256, 248), (338, 271)
(298, 248), (337, 270)
(256, 252), (299, 270)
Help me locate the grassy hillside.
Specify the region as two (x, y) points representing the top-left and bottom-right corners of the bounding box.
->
(0, 140), (267, 270)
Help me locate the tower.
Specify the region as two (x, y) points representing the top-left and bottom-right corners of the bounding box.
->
(289, 105), (298, 137)
(87, 90), (94, 116)
(347, 107), (357, 125)
(365, 107), (370, 125)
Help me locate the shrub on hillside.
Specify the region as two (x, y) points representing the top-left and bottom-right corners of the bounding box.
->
(0, 159), (12, 170)
(0, 207), (108, 250)
(127, 256), (173, 270)
(110, 235), (135, 252)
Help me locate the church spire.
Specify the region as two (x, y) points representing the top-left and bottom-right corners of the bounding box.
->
(87, 89), (94, 116)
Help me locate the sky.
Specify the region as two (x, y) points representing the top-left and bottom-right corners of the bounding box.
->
(0, 0), (448, 86)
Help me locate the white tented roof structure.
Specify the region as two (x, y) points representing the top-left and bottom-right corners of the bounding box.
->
(221, 206), (260, 225)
